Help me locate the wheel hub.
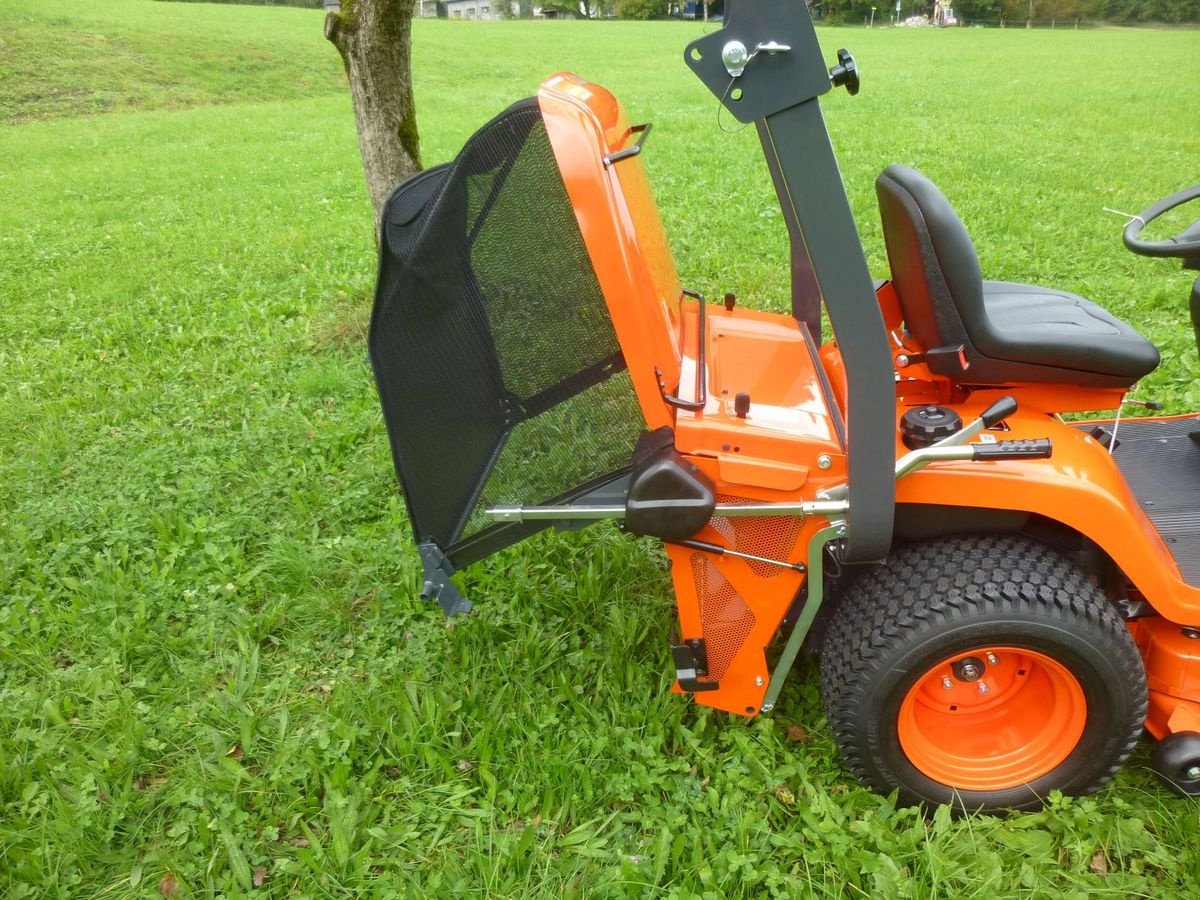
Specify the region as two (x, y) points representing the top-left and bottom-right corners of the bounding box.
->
(897, 646), (1087, 792)
(951, 656), (985, 682)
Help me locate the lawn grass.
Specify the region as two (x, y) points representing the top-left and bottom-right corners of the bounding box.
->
(3, 0), (1200, 894)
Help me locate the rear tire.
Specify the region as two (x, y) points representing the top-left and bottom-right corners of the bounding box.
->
(820, 534), (1146, 811)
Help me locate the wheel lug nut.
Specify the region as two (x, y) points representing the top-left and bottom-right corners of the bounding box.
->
(942, 677), (953, 690)
(1187, 766), (1200, 781)
(986, 653), (998, 665)
(977, 681), (989, 695)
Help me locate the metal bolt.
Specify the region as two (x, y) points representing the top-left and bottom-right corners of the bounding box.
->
(942, 677), (953, 690)
(986, 653), (999, 665)
(817, 454), (833, 470)
(1187, 766), (1200, 780)
(755, 676), (764, 687)
(896, 353), (910, 368)
(721, 40), (752, 77)
(977, 681), (989, 695)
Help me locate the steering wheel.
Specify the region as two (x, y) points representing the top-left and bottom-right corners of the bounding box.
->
(1123, 184), (1200, 259)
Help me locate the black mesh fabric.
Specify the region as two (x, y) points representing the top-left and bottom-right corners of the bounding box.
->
(369, 98), (644, 564)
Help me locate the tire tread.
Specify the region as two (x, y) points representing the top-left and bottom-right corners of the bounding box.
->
(820, 535), (1146, 806)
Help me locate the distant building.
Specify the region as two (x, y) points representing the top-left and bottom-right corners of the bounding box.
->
(418, 0), (549, 17)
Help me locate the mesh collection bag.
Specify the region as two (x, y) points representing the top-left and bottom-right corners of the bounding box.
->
(369, 98), (645, 569)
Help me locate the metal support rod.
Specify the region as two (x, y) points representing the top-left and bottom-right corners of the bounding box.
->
(929, 416), (987, 448)
(487, 504), (625, 522)
(665, 538), (806, 572)
(892, 444), (977, 479)
(820, 441), (981, 502)
(487, 499), (851, 523)
(490, 442), (978, 524)
(760, 522), (845, 713)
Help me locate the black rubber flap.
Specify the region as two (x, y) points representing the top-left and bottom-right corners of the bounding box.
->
(369, 98), (645, 568)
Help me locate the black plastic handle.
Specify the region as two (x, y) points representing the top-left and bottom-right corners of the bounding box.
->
(979, 396), (1018, 428)
(972, 438), (1052, 460)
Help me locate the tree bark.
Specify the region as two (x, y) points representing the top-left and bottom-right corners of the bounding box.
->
(325, 0), (422, 237)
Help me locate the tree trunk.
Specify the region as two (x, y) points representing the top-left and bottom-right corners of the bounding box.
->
(325, 0), (422, 237)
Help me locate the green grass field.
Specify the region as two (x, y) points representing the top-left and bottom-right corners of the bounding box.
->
(4, 0), (1200, 894)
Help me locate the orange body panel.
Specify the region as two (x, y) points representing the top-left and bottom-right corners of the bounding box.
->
(675, 304), (845, 476)
(1132, 617), (1200, 739)
(539, 73), (1200, 739)
(890, 407), (1200, 621)
(539, 73), (846, 718)
(666, 303), (848, 715)
(538, 75), (683, 433)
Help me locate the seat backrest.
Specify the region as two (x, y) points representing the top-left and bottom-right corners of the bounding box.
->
(875, 164), (985, 359)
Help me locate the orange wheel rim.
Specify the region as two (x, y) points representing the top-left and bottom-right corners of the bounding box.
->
(897, 646), (1087, 792)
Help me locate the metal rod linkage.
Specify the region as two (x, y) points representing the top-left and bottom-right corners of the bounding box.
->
(486, 499), (852, 523)
(759, 521), (845, 713)
(489, 443), (979, 524)
(666, 537), (806, 572)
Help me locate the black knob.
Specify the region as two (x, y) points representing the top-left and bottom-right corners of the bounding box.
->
(734, 392), (751, 419)
(900, 404), (962, 449)
(829, 48), (860, 96)
(724, 292), (737, 311)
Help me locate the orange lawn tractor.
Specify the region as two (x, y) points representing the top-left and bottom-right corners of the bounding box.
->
(366, 0), (1200, 811)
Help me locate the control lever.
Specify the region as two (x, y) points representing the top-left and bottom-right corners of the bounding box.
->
(979, 396), (1018, 428)
(933, 395), (1016, 448)
(821, 395), (1045, 503)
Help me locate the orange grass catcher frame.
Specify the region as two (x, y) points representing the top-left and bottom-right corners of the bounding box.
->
(368, 0), (1200, 810)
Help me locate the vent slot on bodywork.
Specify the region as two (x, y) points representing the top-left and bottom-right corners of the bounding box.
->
(369, 98), (645, 569)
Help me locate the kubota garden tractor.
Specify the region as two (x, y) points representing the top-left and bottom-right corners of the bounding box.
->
(366, 0), (1200, 810)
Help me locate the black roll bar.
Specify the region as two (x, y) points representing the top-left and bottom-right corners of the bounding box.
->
(683, 0), (894, 562)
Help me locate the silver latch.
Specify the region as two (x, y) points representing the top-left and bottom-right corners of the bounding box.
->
(720, 39), (792, 78)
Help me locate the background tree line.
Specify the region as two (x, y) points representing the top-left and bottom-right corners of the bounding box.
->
(157, 0), (329, 7)
(820, 0), (1199, 24)
(157, 0), (1199, 24)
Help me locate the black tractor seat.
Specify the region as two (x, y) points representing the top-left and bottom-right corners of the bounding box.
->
(876, 164), (1160, 387)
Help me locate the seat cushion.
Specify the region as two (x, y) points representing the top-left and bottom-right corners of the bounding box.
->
(877, 164), (1159, 387)
(974, 282), (1159, 383)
